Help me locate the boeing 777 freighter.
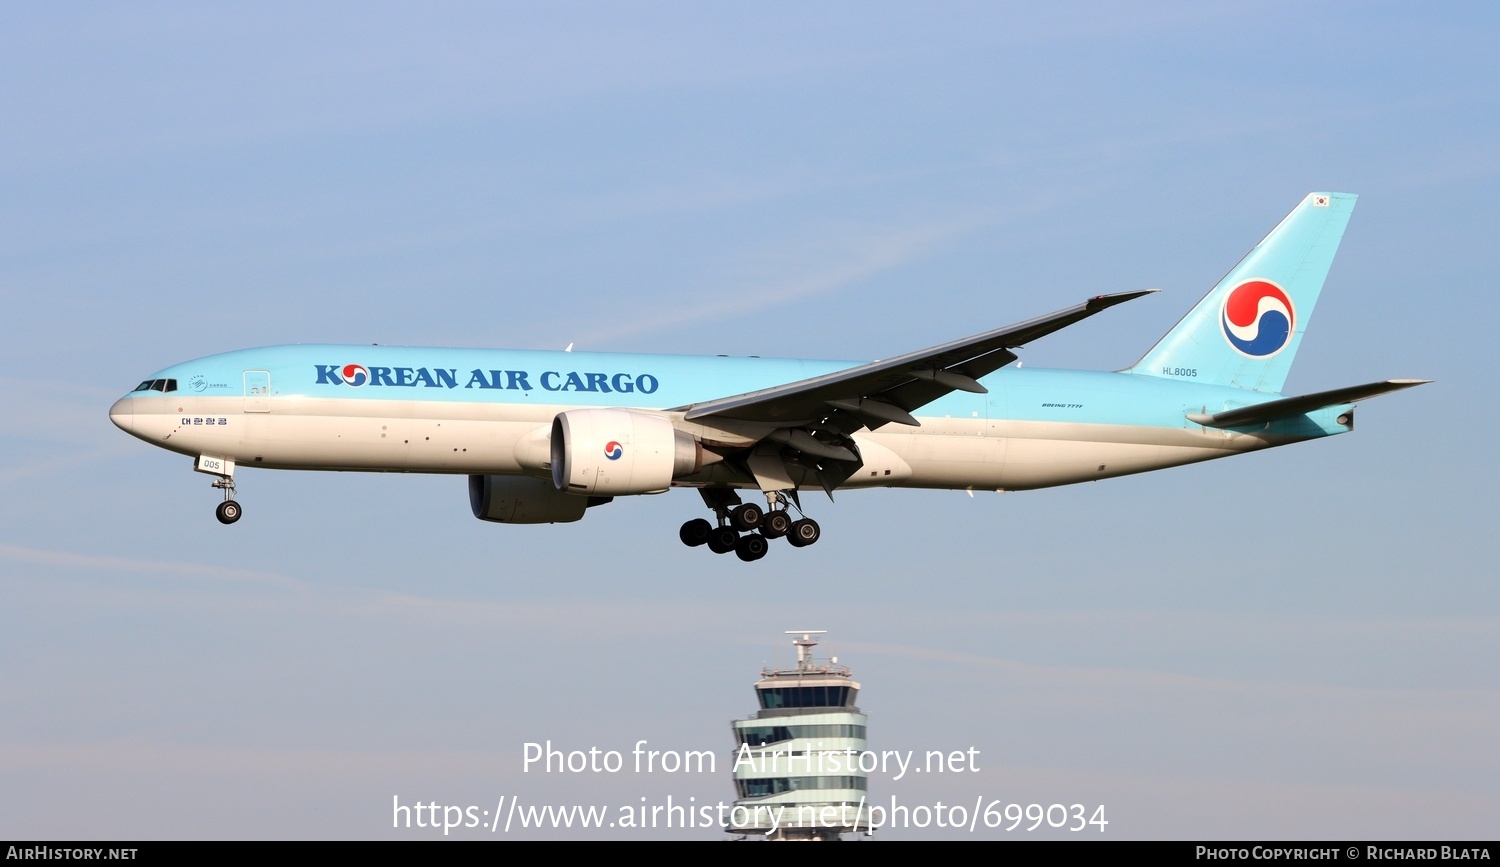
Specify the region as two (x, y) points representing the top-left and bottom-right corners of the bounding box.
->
(110, 193), (1427, 561)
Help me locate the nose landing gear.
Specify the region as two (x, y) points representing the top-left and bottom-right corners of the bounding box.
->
(211, 476), (241, 524)
(196, 455), (242, 525)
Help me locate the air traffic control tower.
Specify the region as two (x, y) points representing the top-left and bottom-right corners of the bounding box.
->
(727, 631), (871, 841)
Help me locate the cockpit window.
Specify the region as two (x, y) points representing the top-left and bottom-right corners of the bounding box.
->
(133, 379), (178, 393)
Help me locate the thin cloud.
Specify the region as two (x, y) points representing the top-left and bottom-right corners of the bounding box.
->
(0, 543), (309, 592)
(846, 638), (1500, 707)
(572, 219), (982, 347)
(0, 445), (137, 485)
(1, 543), (760, 639)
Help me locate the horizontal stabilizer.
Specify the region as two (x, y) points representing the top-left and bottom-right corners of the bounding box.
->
(1186, 379), (1431, 427)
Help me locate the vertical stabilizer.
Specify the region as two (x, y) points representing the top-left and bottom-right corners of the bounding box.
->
(1127, 192), (1356, 393)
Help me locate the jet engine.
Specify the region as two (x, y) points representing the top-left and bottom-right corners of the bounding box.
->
(469, 474), (611, 524)
(550, 409), (701, 496)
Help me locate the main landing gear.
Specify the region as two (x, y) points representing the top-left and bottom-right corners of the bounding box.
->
(679, 489), (820, 562)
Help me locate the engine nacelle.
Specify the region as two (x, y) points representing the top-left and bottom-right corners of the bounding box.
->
(550, 409), (701, 496)
(468, 474), (611, 524)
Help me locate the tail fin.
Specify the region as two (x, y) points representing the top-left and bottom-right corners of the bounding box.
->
(1127, 192), (1356, 393)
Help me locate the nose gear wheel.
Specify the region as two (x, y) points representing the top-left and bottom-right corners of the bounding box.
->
(215, 500), (242, 524)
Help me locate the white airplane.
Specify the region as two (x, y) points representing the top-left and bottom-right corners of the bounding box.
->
(110, 193), (1427, 560)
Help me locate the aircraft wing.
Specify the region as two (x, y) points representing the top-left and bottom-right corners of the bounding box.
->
(677, 290), (1157, 432)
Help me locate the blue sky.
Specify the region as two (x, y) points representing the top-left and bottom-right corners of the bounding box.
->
(2, 2), (1496, 839)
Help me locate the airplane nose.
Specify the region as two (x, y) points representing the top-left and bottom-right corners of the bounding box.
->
(109, 397), (135, 434)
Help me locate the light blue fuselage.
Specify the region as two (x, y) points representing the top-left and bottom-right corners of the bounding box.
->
(108, 193), (1421, 539)
(109, 343), (1346, 493)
